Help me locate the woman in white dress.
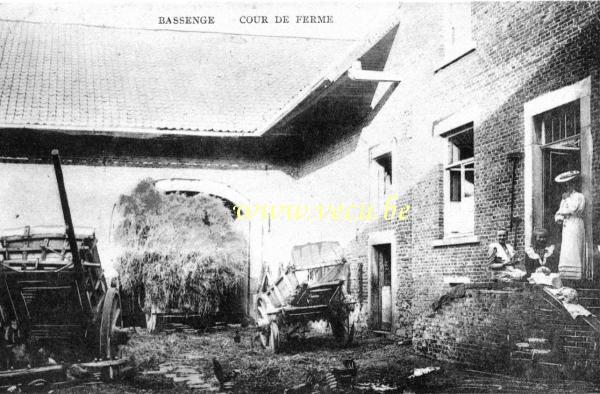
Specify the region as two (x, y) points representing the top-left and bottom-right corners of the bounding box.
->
(554, 170), (585, 280)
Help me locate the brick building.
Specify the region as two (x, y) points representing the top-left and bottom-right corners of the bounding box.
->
(293, 1), (600, 339)
(1, 2), (600, 355)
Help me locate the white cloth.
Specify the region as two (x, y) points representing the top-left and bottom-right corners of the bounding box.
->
(525, 245), (555, 267)
(563, 303), (592, 319)
(555, 191), (585, 280)
(497, 266), (526, 281)
(528, 271), (562, 287)
(545, 287), (591, 319)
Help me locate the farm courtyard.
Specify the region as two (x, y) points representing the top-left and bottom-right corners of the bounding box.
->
(50, 325), (600, 394)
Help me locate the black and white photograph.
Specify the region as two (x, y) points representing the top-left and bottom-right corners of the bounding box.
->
(0, 0), (599, 392)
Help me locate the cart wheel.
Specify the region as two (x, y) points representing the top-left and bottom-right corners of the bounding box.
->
(258, 321), (280, 352)
(99, 288), (123, 360)
(268, 322), (280, 353)
(256, 296), (270, 349)
(258, 329), (268, 349)
(256, 295), (270, 327)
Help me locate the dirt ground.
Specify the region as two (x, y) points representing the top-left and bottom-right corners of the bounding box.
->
(52, 326), (600, 394)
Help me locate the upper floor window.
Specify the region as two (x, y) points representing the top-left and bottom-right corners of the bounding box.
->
(374, 152), (393, 197)
(370, 148), (394, 215)
(444, 123), (474, 236)
(442, 2), (475, 65)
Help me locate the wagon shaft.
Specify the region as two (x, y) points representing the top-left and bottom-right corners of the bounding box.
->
(52, 149), (83, 280)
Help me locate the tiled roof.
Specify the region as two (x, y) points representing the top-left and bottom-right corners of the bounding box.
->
(0, 20), (359, 135)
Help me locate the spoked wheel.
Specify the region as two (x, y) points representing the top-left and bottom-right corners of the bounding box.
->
(258, 327), (268, 349)
(99, 288), (123, 360)
(268, 322), (280, 353)
(256, 296), (271, 349)
(331, 316), (354, 347)
(258, 321), (281, 353)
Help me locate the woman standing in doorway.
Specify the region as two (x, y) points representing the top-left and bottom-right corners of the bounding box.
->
(554, 170), (585, 280)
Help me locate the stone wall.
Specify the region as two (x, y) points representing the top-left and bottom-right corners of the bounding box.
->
(413, 283), (600, 380)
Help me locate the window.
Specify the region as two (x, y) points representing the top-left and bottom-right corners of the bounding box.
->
(444, 123), (474, 236)
(442, 2), (475, 65)
(370, 150), (394, 213)
(534, 100), (580, 145)
(374, 153), (393, 197)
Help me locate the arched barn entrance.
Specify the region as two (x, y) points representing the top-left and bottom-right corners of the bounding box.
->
(153, 178), (262, 319)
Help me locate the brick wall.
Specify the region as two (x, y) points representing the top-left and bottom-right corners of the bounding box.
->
(294, 2), (600, 338)
(413, 283), (600, 379)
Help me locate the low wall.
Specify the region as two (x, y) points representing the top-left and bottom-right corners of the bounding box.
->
(413, 283), (600, 380)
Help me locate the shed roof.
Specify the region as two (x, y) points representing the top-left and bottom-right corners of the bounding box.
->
(0, 20), (361, 136)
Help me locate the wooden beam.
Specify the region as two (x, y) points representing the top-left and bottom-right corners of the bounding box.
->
(348, 61), (402, 82)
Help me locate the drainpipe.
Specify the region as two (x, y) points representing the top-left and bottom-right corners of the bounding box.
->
(247, 220), (251, 317)
(507, 151), (523, 245)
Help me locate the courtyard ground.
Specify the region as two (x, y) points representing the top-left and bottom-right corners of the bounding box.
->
(51, 325), (600, 393)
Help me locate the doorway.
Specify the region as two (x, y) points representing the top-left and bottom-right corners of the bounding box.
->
(542, 140), (581, 248)
(524, 79), (593, 280)
(371, 244), (392, 331)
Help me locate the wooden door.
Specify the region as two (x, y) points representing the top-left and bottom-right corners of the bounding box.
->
(371, 244), (392, 331)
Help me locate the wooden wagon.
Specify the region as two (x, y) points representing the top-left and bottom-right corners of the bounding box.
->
(0, 151), (127, 372)
(255, 242), (355, 353)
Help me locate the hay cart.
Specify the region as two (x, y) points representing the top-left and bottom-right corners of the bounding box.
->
(256, 242), (355, 353)
(0, 150), (127, 380)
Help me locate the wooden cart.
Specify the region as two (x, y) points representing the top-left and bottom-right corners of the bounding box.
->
(0, 150), (127, 369)
(256, 242), (355, 353)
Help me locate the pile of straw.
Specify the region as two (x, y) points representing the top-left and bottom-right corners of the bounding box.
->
(114, 179), (246, 316)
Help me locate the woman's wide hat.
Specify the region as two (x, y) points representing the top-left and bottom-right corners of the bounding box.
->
(554, 170), (580, 183)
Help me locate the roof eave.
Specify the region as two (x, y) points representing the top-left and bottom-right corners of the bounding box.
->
(0, 123), (258, 139)
(258, 11), (402, 136)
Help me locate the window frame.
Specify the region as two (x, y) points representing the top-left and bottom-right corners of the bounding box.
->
(374, 152), (393, 199)
(443, 124), (475, 237)
(369, 142), (396, 216)
(446, 158), (474, 203)
(534, 99), (581, 146)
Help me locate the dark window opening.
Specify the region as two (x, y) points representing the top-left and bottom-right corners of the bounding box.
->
(374, 153), (393, 184)
(448, 124), (474, 162)
(449, 168), (462, 201)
